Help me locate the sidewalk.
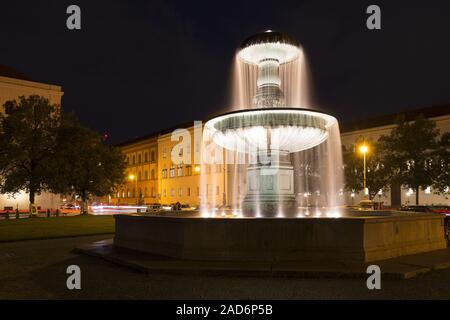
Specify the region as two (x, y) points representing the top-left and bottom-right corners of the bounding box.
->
(76, 239), (450, 280)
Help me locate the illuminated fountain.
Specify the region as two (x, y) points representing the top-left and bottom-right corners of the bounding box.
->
(201, 31), (343, 217)
(112, 31), (447, 264)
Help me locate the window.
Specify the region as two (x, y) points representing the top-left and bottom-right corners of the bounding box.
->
(170, 188), (175, 197)
(144, 171), (148, 180)
(151, 150), (156, 162)
(151, 169), (155, 180)
(162, 169), (167, 179)
(132, 188), (136, 198)
(186, 165), (192, 176)
(169, 166), (175, 178)
(151, 187), (155, 197)
(138, 171), (142, 181)
(144, 152), (148, 162)
(177, 164), (183, 177)
(162, 147), (167, 158)
(178, 188), (182, 197)
(132, 155), (136, 165)
(138, 154), (141, 163)
(187, 187), (191, 196)
(179, 148), (183, 157)
(127, 190), (130, 198)
(144, 187), (148, 197)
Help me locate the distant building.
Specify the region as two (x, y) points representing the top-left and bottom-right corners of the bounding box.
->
(341, 104), (450, 207)
(114, 104), (449, 208)
(0, 65), (63, 210)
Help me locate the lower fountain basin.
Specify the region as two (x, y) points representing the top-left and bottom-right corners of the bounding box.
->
(114, 213), (447, 262)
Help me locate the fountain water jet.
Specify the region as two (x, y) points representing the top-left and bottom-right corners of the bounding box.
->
(201, 30), (344, 217)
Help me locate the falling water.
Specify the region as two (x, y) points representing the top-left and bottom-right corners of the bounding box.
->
(231, 49), (311, 109)
(200, 37), (344, 218)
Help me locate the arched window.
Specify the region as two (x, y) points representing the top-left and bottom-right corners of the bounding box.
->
(138, 171), (142, 181)
(144, 187), (148, 197)
(151, 169), (155, 180)
(138, 154), (142, 163)
(132, 155), (135, 165)
(151, 150), (156, 161)
(144, 152), (148, 162)
(144, 171), (148, 180)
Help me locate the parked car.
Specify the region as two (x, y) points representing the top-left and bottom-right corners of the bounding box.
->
(400, 205), (450, 215)
(145, 204), (162, 213)
(430, 206), (450, 215)
(61, 203), (80, 210)
(358, 199), (374, 210)
(180, 204), (195, 211)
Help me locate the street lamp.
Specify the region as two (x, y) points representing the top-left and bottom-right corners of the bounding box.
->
(359, 144), (369, 198)
(128, 173), (138, 205)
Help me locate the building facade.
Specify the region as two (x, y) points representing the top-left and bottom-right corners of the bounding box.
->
(340, 104), (450, 207)
(113, 124), (226, 207)
(0, 65), (63, 210)
(113, 104), (450, 209)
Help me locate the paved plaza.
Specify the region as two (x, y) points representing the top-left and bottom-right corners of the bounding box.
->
(1, 235), (449, 299)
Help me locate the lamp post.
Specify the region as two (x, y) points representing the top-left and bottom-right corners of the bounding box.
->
(359, 144), (369, 199)
(128, 173), (138, 205)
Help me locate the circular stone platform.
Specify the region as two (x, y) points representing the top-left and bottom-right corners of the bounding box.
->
(113, 213), (447, 263)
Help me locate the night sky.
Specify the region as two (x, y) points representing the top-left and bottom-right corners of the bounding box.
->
(1, 0), (450, 144)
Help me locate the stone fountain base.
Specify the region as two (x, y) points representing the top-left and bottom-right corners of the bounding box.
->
(113, 213), (447, 263)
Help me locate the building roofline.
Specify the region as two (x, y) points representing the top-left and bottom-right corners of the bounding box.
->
(115, 121), (195, 147)
(116, 103), (450, 147)
(340, 103), (450, 133)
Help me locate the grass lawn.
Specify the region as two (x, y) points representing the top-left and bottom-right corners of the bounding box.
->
(0, 215), (115, 242)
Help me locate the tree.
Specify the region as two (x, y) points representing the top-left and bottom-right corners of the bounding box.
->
(50, 115), (126, 214)
(0, 95), (60, 211)
(433, 132), (450, 195)
(378, 115), (440, 205)
(343, 138), (391, 200)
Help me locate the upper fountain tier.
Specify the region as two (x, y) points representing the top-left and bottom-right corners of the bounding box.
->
(238, 30), (301, 65)
(237, 30), (302, 108)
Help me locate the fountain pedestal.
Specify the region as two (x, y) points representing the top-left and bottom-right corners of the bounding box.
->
(242, 150), (297, 217)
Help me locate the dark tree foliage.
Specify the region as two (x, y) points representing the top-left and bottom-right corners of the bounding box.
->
(50, 114), (126, 213)
(433, 132), (450, 195)
(343, 138), (391, 200)
(0, 95), (126, 213)
(377, 115), (440, 205)
(0, 95), (60, 209)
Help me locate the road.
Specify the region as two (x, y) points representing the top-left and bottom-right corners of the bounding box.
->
(0, 235), (449, 299)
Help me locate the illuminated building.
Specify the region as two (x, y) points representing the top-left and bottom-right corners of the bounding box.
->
(0, 65), (63, 210)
